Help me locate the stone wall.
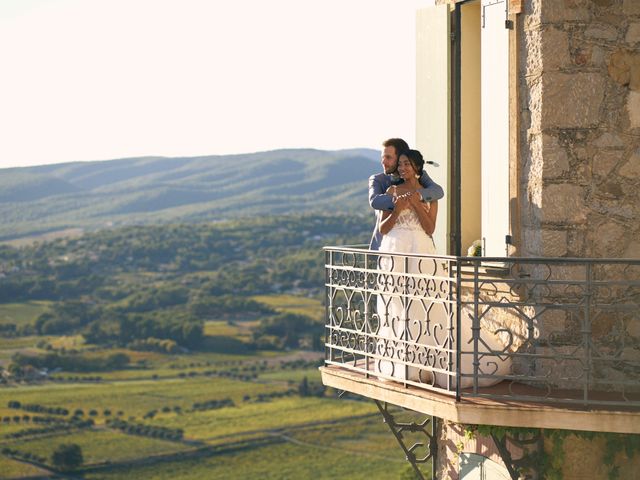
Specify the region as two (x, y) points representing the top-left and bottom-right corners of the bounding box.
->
(519, 0), (640, 392)
(520, 0), (640, 259)
(437, 420), (640, 480)
(429, 5), (640, 477)
(429, 0), (640, 390)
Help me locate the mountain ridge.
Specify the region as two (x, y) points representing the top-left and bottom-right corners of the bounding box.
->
(0, 148), (380, 241)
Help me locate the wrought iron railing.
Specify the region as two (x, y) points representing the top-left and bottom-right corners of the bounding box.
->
(324, 245), (640, 408)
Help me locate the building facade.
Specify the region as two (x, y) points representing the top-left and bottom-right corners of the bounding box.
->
(322, 1), (639, 478)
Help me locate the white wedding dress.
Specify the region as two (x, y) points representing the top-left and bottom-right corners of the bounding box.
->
(375, 208), (510, 388)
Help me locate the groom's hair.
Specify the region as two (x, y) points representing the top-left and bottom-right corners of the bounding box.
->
(400, 149), (425, 176)
(382, 138), (409, 157)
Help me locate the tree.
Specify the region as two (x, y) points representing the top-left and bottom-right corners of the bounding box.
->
(106, 353), (130, 369)
(51, 443), (83, 470)
(298, 376), (309, 397)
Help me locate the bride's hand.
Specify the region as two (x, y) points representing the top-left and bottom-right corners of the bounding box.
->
(407, 191), (423, 207)
(417, 201), (431, 214)
(394, 195), (410, 211)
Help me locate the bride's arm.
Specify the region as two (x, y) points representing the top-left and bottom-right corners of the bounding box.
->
(410, 198), (438, 236)
(378, 188), (408, 235)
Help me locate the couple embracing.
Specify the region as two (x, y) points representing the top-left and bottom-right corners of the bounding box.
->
(368, 138), (442, 254)
(367, 138), (509, 388)
(367, 138), (445, 385)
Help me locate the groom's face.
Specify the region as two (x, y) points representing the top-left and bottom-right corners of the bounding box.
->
(381, 146), (398, 175)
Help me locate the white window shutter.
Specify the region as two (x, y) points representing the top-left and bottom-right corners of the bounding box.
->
(416, 4), (451, 255)
(481, 0), (510, 257)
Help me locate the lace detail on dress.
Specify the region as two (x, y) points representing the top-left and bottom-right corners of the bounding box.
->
(392, 209), (423, 232)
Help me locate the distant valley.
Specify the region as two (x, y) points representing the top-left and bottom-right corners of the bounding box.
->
(0, 148), (379, 241)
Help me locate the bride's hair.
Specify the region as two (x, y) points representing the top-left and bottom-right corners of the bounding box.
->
(398, 149), (425, 176)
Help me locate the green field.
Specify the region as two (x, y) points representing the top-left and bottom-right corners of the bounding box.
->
(0, 376), (286, 421)
(151, 397), (377, 442)
(9, 429), (192, 466)
(258, 366), (321, 383)
(0, 336), (41, 351)
(0, 294), (427, 479)
(0, 301), (52, 325)
(0, 373), (417, 479)
(252, 294), (324, 321)
(82, 432), (406, 480)
(0, 456), (49, 479)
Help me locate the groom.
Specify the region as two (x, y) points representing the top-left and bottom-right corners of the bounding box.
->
(369, 138), (444, 250)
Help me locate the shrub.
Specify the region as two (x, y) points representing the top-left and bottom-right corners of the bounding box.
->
(51, 443), (83, 470)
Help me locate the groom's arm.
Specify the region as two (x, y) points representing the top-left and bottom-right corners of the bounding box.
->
(369, 174), (394, 211)
(417, 171), (444, 202)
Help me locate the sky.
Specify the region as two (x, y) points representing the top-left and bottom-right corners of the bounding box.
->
(0, 0), (435, 168)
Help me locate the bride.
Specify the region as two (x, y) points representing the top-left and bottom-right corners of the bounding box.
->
(374, 149), (510, 388)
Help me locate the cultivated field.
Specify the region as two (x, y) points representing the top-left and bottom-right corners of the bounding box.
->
(0, 295), (430, 479)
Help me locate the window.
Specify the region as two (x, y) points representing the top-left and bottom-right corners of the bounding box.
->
(459, 452), (512, 479)
(416, 0), (511, 257)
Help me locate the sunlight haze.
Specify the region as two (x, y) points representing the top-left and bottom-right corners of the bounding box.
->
(0, 0), (435, 168)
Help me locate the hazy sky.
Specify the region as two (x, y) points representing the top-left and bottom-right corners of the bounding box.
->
(0, 0), (434, 168)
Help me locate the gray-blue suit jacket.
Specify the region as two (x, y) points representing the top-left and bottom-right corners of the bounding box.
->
(368, 171), (444, 250)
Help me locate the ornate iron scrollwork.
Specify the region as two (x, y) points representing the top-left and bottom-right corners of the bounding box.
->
(490, 429), (543, 480)
(325, 246), (640, 408)
(374, 401), (437, 480)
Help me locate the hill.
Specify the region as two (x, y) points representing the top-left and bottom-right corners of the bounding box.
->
(0, 148), (379, 241)
(0, 213), (371, 347)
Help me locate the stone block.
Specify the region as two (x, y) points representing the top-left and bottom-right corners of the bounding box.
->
(622, 347), (640, 363)
(597, 181), (624, 199)
(524, 25), (542, 68)
(608, 49), (640, 91)
(541, 184), (588, 223)
(523, 133), (544, 207)
(627, 22), (640, 44)
(567, 228), (586, 255)
(584, 23), (619, 41)
(619, 148), (640, 178)
(628, 315), (640, 338)
(572, 146), (594, 163)
(539, 308), (567, 340)
(624, 240), (640, 258)
(549, 264), (589, 283)
(527, 78), (544, 132)
(542, 229), (568, 257)
(599, 13), (626, 27)
(623, 0), (640, 16)
(593, 131), (625, 148)
(540, 0), (591, 22)
(542, 27), (570, 69)
(541, 134), (570, 178)
(542, 73), (606, 128)
(628, 91), (640, 128)
(521, 226), (543, 256)
(627, 56), (640, 91)
(593, 197), (636, 220)
(572, 45), (592, 66)
(592, 150), (621, 178)
(591, 45), (606, 67)
(591, 220), (627, 257)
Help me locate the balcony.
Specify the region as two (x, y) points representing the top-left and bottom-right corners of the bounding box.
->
(320, 245), (640, 434)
